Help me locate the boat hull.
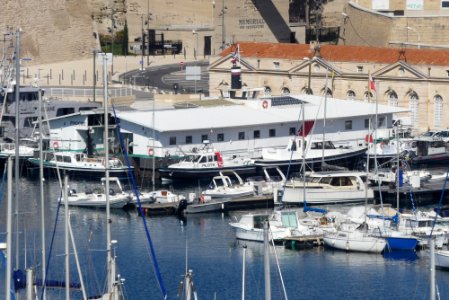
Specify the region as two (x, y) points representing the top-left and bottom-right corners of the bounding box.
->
(436, 250), (449, 269)
(384, 237), (418, 251)
(254, 148), (366, 171)
(158, 165), (257, 180)
(323, 232), (386, 253)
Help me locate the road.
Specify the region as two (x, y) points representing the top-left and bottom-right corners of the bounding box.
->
(119, 60), (210, 98)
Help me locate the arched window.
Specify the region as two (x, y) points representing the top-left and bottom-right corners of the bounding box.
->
(281, 87), (290, 96)
(409, 91), (419, 127)
(347, 90), (356, 100)
(322, 87), (332, 97)
(363, 91), (374, 102)
(264, 86), (272, 97)
(388, 91), (398, 107)
(434, 95), (443, 129)
(301, 86), (313, 95)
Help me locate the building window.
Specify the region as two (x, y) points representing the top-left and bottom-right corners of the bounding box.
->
(253, 130), (260, 139)
(322, 87), (332, 97)
(434, 95), (443, 129)
(363, 91), (374, 102)
(409, 92), (419, 128)
(201, 134), (208, 142)
(269, 129), (276, 137)
(388, 91), (398, 107)
(217, 133), (224, 142)
(302, 86), (313, 95)
(238, 132), (245, 140)
(273, 62), (280, 69)
(357, 65), (363, 73)
(364, 119), (370, 129)
(169, 137), (176, 145)
(264, 87), (272, 96)
(347, 90), (356, 100)
(378, 117), (386, 128)
(186, 136), (192, 144)
(289, 127), (296, 135)
(345, 120), (352, 130)
(281, 87), (290, 95)
(442, 0), (449, 8)
(399, 67), (405, 76)
(314, 64), (320, 71)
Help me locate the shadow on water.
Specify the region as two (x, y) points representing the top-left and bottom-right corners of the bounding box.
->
(383, 250), (419, 262)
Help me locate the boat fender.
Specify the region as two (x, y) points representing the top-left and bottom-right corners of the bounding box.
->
(148, 148), (154, 156)
(53, 141), (59, 149)
(69, 189), (76, 196)
(380, 142), (385, 149)
(262, 100), (268, 109)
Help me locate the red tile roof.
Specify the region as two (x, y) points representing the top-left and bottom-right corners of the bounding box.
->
(220, 42), (449, 65)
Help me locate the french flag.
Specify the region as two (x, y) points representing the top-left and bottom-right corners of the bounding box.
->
(231, 44), (240, 64)
(369, 73), (376, 92)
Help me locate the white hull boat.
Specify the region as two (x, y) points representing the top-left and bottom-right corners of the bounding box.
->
(254, 138), (365, 170)
(229, 213), (292, 242)
(282, 171), (373, 204)
(323, 228), (386, 253)
(201, 170), (255, 199)
(435, 250), (449, 269)
(28, 151), (130, 175)
(58, 177), (130, 209)
(158, 141), (256, 180)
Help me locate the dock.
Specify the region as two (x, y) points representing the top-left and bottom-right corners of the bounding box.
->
(139, 201), (184, 215)
(283, 235), (324, 250)
(139, 194), (274, 215)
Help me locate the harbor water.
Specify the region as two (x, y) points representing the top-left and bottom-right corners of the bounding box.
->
(1, 176), (449, 299)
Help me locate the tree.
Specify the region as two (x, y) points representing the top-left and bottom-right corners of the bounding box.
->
(122, 20), (129, 56)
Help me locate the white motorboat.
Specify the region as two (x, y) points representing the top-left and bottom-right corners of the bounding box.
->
(148, 189), (186, 204)
(254, 137), (366, 170)
(201, 170), (255, 199)
(158, 140), (256, 180)
(58, 177), (130, 209)
(282, 171), (374, 204)
(365, 138), (416, 165)
(323, 224), (387, 253)
(0, 138), (38, 158)
(396, 212), (446, 248)
(28, 151), (131, 175)
(229, 213), (292, 242)
(435, 250), (449, 269)
(368, 167), (431, 186)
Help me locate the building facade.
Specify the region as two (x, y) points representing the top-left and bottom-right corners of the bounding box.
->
(209, 41), (449, 133)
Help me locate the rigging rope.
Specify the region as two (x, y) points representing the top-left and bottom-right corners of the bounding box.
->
(111, 103), (168, 300)
(429, 167), (449, 238)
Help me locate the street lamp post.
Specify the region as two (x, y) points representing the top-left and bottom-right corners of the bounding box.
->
(192, 30), (198, 60)
(219, 0), (227, 49)
(406, 26), (421, 49)
(141, 15), (144, 70)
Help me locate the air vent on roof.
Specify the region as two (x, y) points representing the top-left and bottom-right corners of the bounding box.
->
(269, 96), (304, 107)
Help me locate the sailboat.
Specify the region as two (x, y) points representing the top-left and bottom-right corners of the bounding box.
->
(323, 75), (387, 254)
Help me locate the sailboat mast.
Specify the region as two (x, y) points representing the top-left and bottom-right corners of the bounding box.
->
(263, 221), (271, 300)
(103, 53), (112, 293)
(6, 157), (12, 300)
(396, 123), (400, 211)
(301, 103), (306, 203)
(38, 87), (47, 299)
(64, 175), (70, 300)
(14, 27), (20, 270)
(321, 67), (328, 167)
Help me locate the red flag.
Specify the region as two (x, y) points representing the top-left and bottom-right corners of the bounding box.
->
(369, 73), (376, 92)
(298, 121), (315, 137)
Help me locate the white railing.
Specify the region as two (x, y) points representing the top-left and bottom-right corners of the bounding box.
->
(44, 87), (133, 98)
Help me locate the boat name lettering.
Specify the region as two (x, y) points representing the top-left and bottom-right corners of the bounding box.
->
(201, 163), (216, 167)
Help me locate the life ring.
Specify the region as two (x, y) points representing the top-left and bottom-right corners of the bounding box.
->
(53, 141), (59, 149)
(262, 100), (268, 109)
(148, 148), (154, 156)
(379, 142), (385, 149)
